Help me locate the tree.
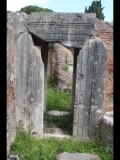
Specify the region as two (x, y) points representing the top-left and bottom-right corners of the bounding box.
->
(18, 5), (53, 15)
(85, 0), (105, 20)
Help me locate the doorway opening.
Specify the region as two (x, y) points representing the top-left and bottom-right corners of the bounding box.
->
(44, 43), (74, 137)
(30, 33), (79, 137)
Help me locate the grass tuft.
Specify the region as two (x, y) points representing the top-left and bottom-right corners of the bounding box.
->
(46, 76), (72, 111)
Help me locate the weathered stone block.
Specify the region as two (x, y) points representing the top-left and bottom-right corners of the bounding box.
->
(56, 152), (99, 160)
(7, 25), (16, 155)
(7, 13), (44, 137)
(101, 111), (113, 147)
(7, 155), (19, 160)
(15, 32), (44, 136)
(28, 12), (96, 48)
(73, 38), (107, 138)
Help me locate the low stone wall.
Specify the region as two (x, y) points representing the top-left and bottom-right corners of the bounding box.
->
(101, 111), (113, 147)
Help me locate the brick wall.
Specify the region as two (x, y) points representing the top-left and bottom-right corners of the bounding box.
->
(95, 18), (113, 111)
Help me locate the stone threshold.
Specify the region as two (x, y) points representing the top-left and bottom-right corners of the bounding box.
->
(47, 110), (70, 116)
(43, 133), (71, 139)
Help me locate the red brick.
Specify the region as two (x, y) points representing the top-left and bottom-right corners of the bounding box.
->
(103, 105), (113, 111)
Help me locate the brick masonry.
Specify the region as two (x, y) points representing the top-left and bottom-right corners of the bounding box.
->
(95, 18), (113, 111)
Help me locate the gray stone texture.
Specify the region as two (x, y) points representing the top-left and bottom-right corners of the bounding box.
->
(7, 13), (44, 137)
(28, 12), (96, 48)
(7, 155), (19, 160)
(56, 152), (99, 160)
(7, 25), (16, 155)
(73, 38), (107, 138)
(101, 111), (113, 147)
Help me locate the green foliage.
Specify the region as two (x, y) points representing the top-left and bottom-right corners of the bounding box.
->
(28, 122), (35, 133)
(18, 5), (53, 14)
(68, 80), (72, 87)
(63, 55), (69, 71)
(47, 87), (72, 111)
(16, 120), (25, 135)
(47, 76), (55, 88)
(63, 63), (69, 71)
(48, 43), (54, 51)
(44, 113), (73, 135)
(105, 143), (113, 157)
(85, 0), (105, 20)
(47, 76), (72, 111)
(9, 130), (113, 160)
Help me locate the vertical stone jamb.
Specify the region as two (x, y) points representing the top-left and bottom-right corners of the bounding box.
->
(71, 48), (80, 113)
(41, 42), (48, 112)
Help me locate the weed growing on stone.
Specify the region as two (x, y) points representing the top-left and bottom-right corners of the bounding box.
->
(47, 76), (72, 111)
(9, 128), (113, 160)
(63, 62), (69, 71)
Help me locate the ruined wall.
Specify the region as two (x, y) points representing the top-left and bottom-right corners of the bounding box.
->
(7, 13), (44, 137)
(47, 44), (74, 91)
(7, 25), (16, 155)
(95, 18), (113, 111)
(7, 12), (108, 141)
(50, 43), (73, 91)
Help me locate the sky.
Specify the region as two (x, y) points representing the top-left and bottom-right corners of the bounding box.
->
(7, 0), (113, 22)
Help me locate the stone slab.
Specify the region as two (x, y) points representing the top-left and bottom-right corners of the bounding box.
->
(28, 12), (96, 48)
(56, 152), (99, 160)
(7, 25), (16, 155)
(7, 13), (44, 137)
(101, 111), (113, 147)
(47, 110), (70, 116)
(73, 38), (107, 138)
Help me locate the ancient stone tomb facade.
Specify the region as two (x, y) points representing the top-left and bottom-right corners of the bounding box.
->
(7, 12), (107, 151)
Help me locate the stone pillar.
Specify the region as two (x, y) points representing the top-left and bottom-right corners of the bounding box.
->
(7, 13), (44, 137)
(73, 38), (107, 139)
(41, 42), (48, 112)
(7, 25), (16, 156)
(71, 48), (80, 113)
(16, 32), (44, 137)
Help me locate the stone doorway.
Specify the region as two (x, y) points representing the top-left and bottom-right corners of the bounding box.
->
(7, 12), (107, 140)
(44, 43), (77, 138)
(30, 33), (77, 137)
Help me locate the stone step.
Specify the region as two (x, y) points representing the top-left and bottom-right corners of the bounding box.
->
(47, 110), (70, 116)
(43, 133), (71, 139)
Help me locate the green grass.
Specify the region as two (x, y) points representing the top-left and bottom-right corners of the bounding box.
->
(44, 113), (73, 135)
(9, 130), (113, 160)
(46, 76), (72, 111)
